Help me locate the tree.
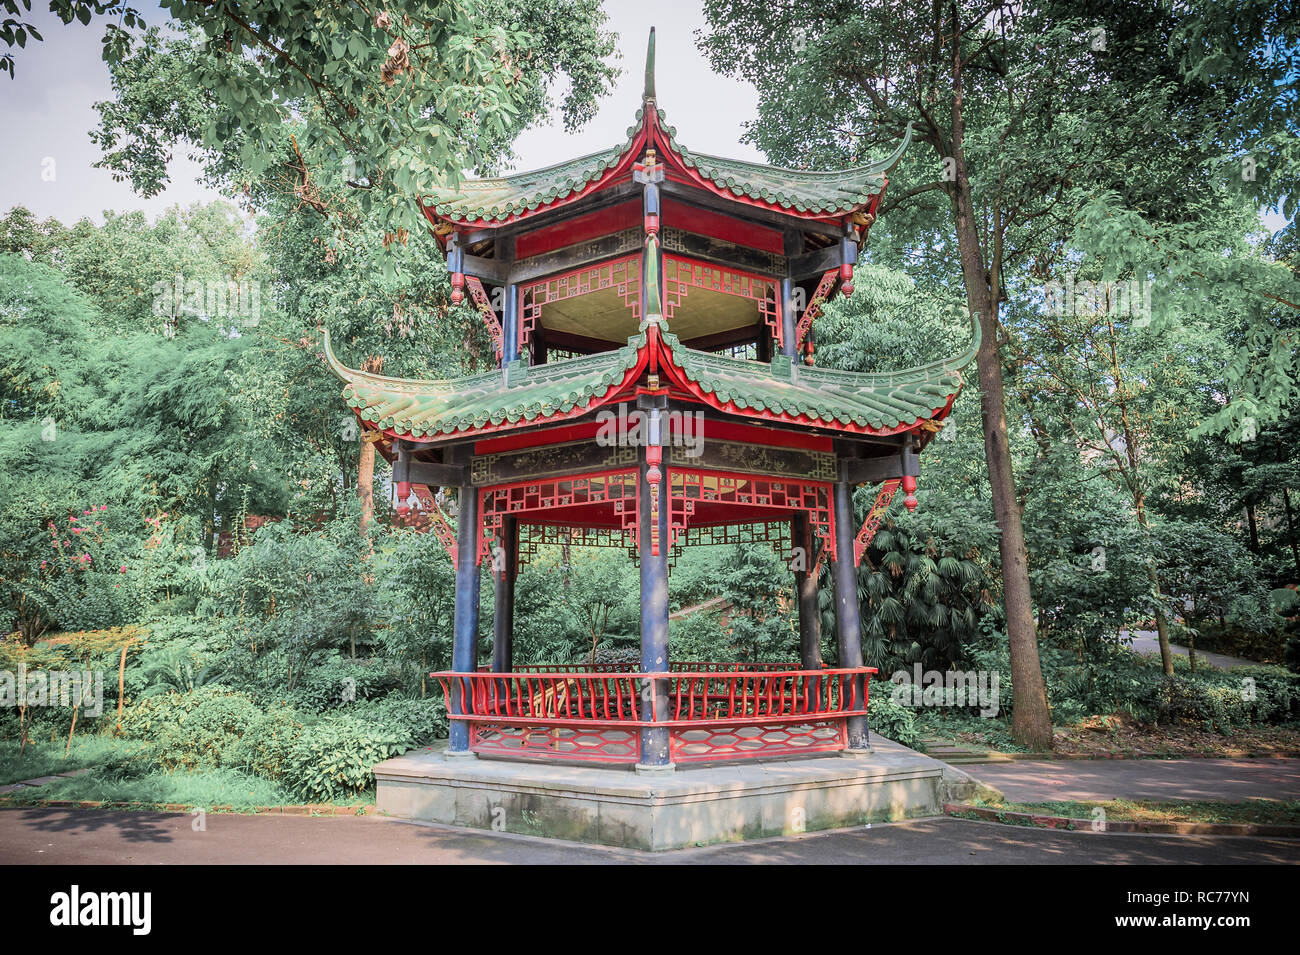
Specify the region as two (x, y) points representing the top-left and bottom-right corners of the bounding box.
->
(698, 0), (1294, 747)
(26, 1), (620, 240)
(716, 544), (796, 663)
(71, 3), (617, 526)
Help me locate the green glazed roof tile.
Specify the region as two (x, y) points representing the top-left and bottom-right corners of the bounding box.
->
(323, 329), (647, 439)
(424, 102), (913, 223)
(656, 309), (978, 433)
(325, 312), (975, 442)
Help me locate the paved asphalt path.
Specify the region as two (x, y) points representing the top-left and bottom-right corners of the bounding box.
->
(970, 758), (1300, 804)
(1123, 629), (1255, 669)
(1, 808), (1296, 864)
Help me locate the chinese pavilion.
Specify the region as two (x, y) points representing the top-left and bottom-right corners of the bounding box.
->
(325, 29), (976, 772)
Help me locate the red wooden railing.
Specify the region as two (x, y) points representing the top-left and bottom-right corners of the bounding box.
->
(483, 661), (798, 674)
(433, 664), (877, 764)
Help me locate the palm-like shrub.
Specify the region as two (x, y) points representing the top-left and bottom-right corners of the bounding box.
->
(825, 497), (994, 676)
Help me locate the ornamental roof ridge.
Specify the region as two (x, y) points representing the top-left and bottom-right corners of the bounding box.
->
(419, 29), (914, 225)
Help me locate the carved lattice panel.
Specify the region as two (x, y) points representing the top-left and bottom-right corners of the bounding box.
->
(795, 269), (837, 354)
(519, 255), (641, 347)
(853, 479), (901, 565)
(465, 275), (503, 362)
(664, 255), (781, 346)
(667, 470), (833, 556)
(669, 720), (846, 763)
(471, 723), (640, 764)
(479, 471), (638, 562)
(517, 523), (638, 571)
(672, 520), (792, 563)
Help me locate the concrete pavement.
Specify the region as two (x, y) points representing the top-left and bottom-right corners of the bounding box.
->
(1, 807), (1295, 864)
(969, 757), (1300, 804)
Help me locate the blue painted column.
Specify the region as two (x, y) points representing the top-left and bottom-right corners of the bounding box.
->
(448, 468), (482, 753)
(832, 477), (870, 750)
(636, 403), (672, 771)
(501, 283), (519, 366)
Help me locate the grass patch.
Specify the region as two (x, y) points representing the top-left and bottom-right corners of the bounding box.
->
(3, 767), (292, 809)
(0, 736), (119, 785)
(913, 711), (1034, 752)
(969, 797), (1300, 827)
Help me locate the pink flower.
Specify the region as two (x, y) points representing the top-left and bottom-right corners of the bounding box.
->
(83, 510), (91, 516)
(100, 505), (107, 511)
(120, 566), (127, 573)
(40, 561), (46, 568)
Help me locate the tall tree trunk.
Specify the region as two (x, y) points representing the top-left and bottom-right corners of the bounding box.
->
(1138, 488), (1180, 675)
(358, 432), (377, 531)
(947, 65), (1052, 750)
(356, 356), (384, 531)
(1245, 501), (1260, 553)
(1283, 488), (1300, 582)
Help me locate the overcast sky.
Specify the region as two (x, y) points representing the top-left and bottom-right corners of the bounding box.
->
(0, 0), (762, 227)
(1, 3), (1284, 234)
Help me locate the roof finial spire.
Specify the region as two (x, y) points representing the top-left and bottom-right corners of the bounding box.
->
(643, 26), (656, 102)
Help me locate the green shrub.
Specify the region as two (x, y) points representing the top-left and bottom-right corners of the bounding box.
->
(117, 685), (264, 772)
(283, 713), (413, 802)
(290, 652), (401, 711)
(869, 690), (923, 749)
(345, 696), (447, 745)
(1138, 665), (1299, 732)
(228, 702), (304, 779)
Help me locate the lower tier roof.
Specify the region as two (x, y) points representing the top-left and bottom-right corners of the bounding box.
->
(323, 315), (977, 443)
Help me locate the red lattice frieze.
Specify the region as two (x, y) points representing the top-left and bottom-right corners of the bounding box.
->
(465, 275), (503, 362)
(667, 470), (832, 556)
(519, 255), (641, 348)
(664, 255), (781, 346)
(671, 520), (792, 566)
(669, 720), (846, 763)
(795, 269), (838, 353)
(853, 479), (901, 565)
(478, 470), (638, 563)
(471, 723), (640, 763)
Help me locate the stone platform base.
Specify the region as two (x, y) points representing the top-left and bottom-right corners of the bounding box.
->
(374, 737), (951, 850)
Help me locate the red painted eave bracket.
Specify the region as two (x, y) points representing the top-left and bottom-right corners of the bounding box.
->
(853, 479), (901, 565)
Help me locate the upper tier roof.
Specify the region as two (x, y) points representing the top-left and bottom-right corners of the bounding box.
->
(420, 29), (912, 228)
